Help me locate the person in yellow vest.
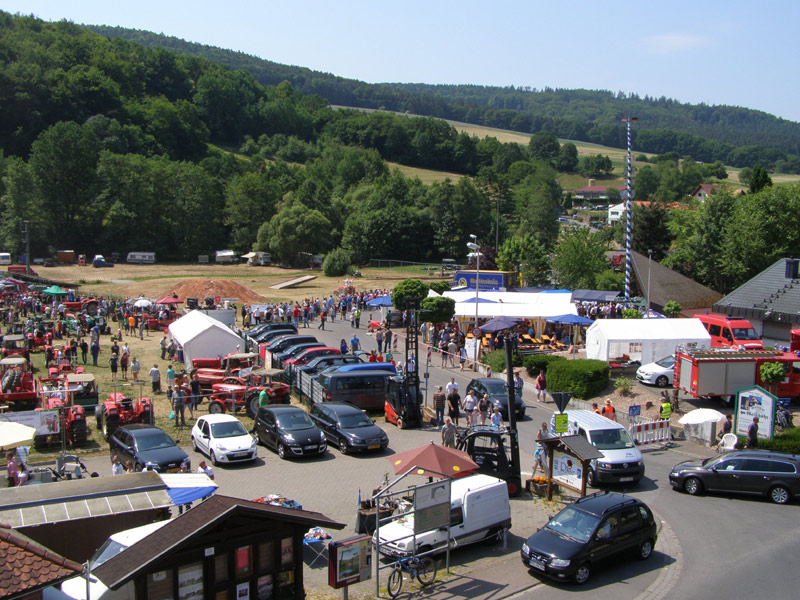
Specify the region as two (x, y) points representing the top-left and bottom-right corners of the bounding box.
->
(660, 398), (672, 420)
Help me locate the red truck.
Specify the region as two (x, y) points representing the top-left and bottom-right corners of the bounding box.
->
(674, 347), (800, 403)
(694, 313), (763, 350)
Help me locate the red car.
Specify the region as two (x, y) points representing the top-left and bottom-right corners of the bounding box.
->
(283, 347), (341, 368)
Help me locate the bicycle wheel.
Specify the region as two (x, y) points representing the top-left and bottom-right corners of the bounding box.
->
(416, 557), (437, 587)
(387, 566), (403, 598)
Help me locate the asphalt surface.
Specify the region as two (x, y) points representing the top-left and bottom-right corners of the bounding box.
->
(79, 315), (800, 599)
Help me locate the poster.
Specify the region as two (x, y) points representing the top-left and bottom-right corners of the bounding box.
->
(328, 535), (372, 589)
(2, 409), (60, 435)
(735, 385), (776, 439)
(413, 480), (450, 533)
(256, 575), (273, 600)
(177, 562), (204, 600)
(235, 582), (250, 600)
(552, 450), (583, 489)
(280, 537), (293, 566)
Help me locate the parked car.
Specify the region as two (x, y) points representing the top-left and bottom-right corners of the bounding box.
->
(92, 254), (114, 268)
(191, 414), (257, 465)
(295, 354), (364, 376)
(308, 402), (388, 454)
(465, 378), (525, 420)
(636, 355), (675, 387)
(283, 346), (341, 369)
(669, 450), (800, 504)
(254, 405), (327, 459)
(272, 341), (325, 367)
(521, 491), (657, 584)
(108, 424), (191, 473)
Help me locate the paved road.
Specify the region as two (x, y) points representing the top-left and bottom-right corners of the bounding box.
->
(81, 316), (800, 599)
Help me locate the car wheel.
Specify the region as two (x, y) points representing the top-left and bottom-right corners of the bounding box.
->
(397, 418), (404, 430)
(586, 468), (595, 487)
(770, 485), (791, 505)
(655, 375), (669, 387)
(191, 436), (198, 451)
(683, 477), (703, 495)
(638, 539), (654, 560)
(573, 562), (591, 585)
(210, 450), (219, 467)
(277, 443), (287, 459)
(340, 440), (350, 455)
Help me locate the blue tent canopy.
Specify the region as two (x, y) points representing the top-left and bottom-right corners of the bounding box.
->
(366, 296), (392, 307)
(159, 473), (217, 505)
(479, 316), (521, 332)
(546, 314), (594, 325)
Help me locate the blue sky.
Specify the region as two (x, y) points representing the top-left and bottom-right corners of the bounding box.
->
(3, 1), (799, 122)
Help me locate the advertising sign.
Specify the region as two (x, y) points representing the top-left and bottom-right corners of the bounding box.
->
(734, 385), (776, 439)
(328, 535), (372, 589)
(2, 410), (60, 435)
(552, 450), (583, 490)
(554, 413), (568, 434)
(464, 338), (478, 363)
(414, 479), (451, 533)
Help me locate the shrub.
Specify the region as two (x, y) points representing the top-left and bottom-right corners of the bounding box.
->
(746, 427), (800, 454)
(428, 280), (451, 295)
(322, 249), (351, 277)
(481, 349), (522, 374)
(546, 359), (610, 399)
(621, 308), (642, 319)
(614, 376), (634, 396)
(663, 300), (683, 317)
(522, 354), (566, 378)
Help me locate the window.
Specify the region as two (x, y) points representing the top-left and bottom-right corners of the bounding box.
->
(742, 459), (772, 472)
(596, 515), (618, 539)
(719, 458), (745, 471)
(708, 324), (722, 337)
(638, 505), (652, 521)
(628, 342), (642, 355)
(450, 506), (464, 527)
(721, 328), (733, 341)
(768, 461), (797, 473)
(618, 507), (641, 534)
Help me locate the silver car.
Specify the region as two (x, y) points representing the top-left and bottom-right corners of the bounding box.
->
(636, 355), (674, 387)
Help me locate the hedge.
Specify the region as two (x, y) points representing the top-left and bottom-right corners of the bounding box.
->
(522, 354), (567, 378)
(546, 359), (610, 399)
(481, 349), (522, 374)
(739, 427), (800, 454)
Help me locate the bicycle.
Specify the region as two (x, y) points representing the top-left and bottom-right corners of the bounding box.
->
(387, 554), (437, 598)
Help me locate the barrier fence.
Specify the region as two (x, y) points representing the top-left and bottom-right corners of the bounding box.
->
(628, 419), (671, 446)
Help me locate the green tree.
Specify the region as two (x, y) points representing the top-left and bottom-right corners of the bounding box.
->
(632, 203), (672, 261)
(595, 269), (624, 292)
(496, 235), (551, 286)
(738, 167), (753, 186)
(663, 300), (683, 317)
(578, 154), (613, 178)
(262, 202), (332, 265)
(529, 131), (560, 165)
(513, 166), (561, 247)
(224, 171), (281, 252)
(551, 228), (609, 289)
(322, 248), (351, 277)
(621, 308), (642, 319)
(421, 296), (456, 324)
(633, 166), (659, 200)
(555, 143), (579, 172)
(605, 187), (621, 204)
(749, 165), (773, 193)
(391, 279), (429, 311)
(428, 280), (452, 295)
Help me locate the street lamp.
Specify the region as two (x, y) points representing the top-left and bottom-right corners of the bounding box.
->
(467, 235), (481, 370)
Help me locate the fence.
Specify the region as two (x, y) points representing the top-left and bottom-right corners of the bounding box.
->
(628, 419), (671, 446)
(293, 369), (326, 404)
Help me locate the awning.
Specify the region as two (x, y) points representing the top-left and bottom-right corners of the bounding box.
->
(158, 473), (217, 505)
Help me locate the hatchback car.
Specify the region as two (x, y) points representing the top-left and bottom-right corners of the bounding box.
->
(309, 402), (388, 454)
(669, 450), (800, 504)
(466, 378), (525, 420)
(636, 355), (675, 387)
(254, 405), (327, 459)
(191, 414), (257, 465)
(108, 424), (191, 473)
(521, 491), (657, 584)
(273, 342), (324, 367)
(296, 354), (364, 376)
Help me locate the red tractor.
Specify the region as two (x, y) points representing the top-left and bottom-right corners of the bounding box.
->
(192, 352), (260, 393)
(0, 356), (38, 411)
(48, 357), (86, 378)
(206, 367), (290, 417)
(2, 334), (29, 361)
(95, 391), (153, 441)
(36, 393), (88, 448)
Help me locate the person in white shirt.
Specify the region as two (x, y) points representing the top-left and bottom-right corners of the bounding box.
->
(197, 460), (214, 480)
(462, 390), (477, 427)
(445, 377), (459, 397)
(111, 455), (124, 476)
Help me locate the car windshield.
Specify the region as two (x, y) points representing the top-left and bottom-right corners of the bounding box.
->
(655, 356), (675, 368)
(136, 431), (176, 451)
(276, 412), (314, 431)
(90, 539), (127, 567)
(210, 421), (249, 438)
(546, 506), (600, 543)
(339, 413), (372, 428)
(483, 380), (508, 394)
(732, 327), (759, 340)
(589, 428), (635, 450)
(702, 454), (730, 468)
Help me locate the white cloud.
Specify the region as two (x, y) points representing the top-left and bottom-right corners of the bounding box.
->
(642, 33), (707, 55)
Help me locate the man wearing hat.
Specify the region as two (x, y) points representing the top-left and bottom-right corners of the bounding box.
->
(602, 399), (616, 421)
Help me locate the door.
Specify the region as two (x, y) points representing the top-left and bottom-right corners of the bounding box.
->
(615, 507), (644, 552)
(257, 410), (277, 449)
(113, 430), (132, 464)
(705, 457), (748, 493)
(197, 419), (210, 454)
(739, 459), (776, 494)
(589, 513), (620, 562)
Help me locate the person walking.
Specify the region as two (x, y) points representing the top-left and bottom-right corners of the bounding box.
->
(353, 307), (361, 329)
(459, 346), (467, 371)
(340, 339), (348, 355)
(166, 364), (176, 389)
(160, 335), (168, 360)
(447, 339), (458, 368)
(433, 386), (446, 428)
(131, 357), (140, 382)
(462, 390), (477, 427)
(173, 385), (186, 427)
(197, 460), (215, 480)
(111, 455), (124, 476)
(375, 328), (384, 353)
(660, 397), (672, 420)
(447, 389), (461, 427)
(747, 417), (759, 448)
(602, 399), (617, 421)
(535, 370), (547, 402)
(190, 374), (201, 411)
(384, 328), (393, 352)
(514, 371), (524, 403)
(317, 309), (327, 330)
(441, 417), (457, 448)
(350, 333), (360, 352)
(478, 393), (490, 425)
(90, 340), (100, 366)
(150, 364), (161, 394)
(491, 406), (502, 427)
(79, 339), (88, 364)
(120, 352), (129, 380)
(108, 353), (119, 381)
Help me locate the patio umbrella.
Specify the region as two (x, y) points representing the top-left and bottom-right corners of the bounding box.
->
(42, 285), (68, 296)
(387, 442), (479, 479)
(155, 297), (184, 305)
(479, 316), (521, 333)
(678, 408), (725, 425)
(133, 298), (152, 308)
(546, 314), (593, 325)
(366, 296), (392, 307)
(0, 421), (36, 451)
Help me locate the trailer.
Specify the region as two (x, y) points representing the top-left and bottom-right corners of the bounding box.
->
(674, 347), (800, 403)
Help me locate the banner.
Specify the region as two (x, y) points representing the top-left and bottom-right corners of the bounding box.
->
(552, 450), (583, 489)
(2, 410), (60, 435)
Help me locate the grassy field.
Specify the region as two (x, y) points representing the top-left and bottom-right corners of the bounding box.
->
(386, 161), (464, 184)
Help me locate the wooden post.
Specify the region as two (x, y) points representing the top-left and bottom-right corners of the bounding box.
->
(546, 448), (555, 501)
(580, 460), (588, 497)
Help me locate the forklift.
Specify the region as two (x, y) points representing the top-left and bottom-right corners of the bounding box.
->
(457, 425), (522, 497)
(383, 297), (424, 429)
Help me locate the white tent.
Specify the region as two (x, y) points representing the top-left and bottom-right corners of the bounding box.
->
(450, 291), (576, 319)
(585, 318), (711, 364)
(168, 310), (243, 371)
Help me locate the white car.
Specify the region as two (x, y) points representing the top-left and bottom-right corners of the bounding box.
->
(636, 355), (675, 387)
(191, 414), (257, 465)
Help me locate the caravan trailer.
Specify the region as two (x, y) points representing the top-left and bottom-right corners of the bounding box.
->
(126, 251), (156, 265)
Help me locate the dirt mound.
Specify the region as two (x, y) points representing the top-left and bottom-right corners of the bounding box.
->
(162, 279), (267, 303)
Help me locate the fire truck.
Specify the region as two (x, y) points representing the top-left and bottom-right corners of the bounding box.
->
(674, 347), (800, 403)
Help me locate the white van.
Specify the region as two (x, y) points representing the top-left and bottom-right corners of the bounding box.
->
(550, 410), (644, 486)
(0, 253), (11, 265)
(374, 474), (511, 557)
(60, 520), (169, 600)
(126, 251), (156, 264)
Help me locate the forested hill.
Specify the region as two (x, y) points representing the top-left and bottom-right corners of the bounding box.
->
(87, 25), (800, 172)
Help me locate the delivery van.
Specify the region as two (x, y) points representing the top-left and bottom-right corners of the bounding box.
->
(374, 474), (511, 557)
(694, 313), (763, 350)
(550, 410), (644, 486)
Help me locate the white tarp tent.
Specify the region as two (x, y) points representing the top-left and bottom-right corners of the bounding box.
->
(168, 310), (243, 371)
(585, 318), (711, 364)
(449, 291), (577, 319)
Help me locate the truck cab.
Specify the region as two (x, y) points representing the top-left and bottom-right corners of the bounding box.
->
(694, 313), (763, 350)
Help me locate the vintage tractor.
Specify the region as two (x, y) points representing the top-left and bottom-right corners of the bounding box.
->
(192, 352), (260, 393)
(35, 393), (88, 448)
(95, 390), (153, 441)
(1, 334), (29, 361)
(206, 367), (290, 417)
(0, 356), (38, 411)
(48, 357), (85, 378)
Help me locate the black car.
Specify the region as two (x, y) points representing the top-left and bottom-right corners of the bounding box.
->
(273, 342), (325, 367)
(669, 450), (800, 504)
(108, 424), (191, 473)
(249, 328), (299, 345)
(265, 335), (319, 355)
(466, 378), (525, 420)
(254, 406), (327, 459)
(245, 322), (296, 339)
(308, 402), (388, 454)
(521, 491), (657, 585)
(296, 354), (364, 376)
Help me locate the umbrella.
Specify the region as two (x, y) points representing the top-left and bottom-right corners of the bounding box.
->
(546, 313), (593, 325)
(678, 408), (725, 425)
(479, 316), (521, 333)
(0, 421), (36, 451)
(156, 297), (184, 305)
(133, 298), (152, 308)
(366, 296), (392, 308)
(387, 442), (479, 479)
(42, 285), (68, 296)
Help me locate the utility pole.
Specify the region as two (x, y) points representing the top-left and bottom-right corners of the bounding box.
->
(621, 117), (637, 302)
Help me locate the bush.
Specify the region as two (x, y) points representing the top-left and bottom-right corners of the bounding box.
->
(322, 249), (351, 277)
(546, 359), (610, 399)
(614, 376), (634, 396)
(428, 280), (451, 295)
(481, 349), (522, 374)
(746, 427), (800, 454)
(522, 354), (566, 378)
